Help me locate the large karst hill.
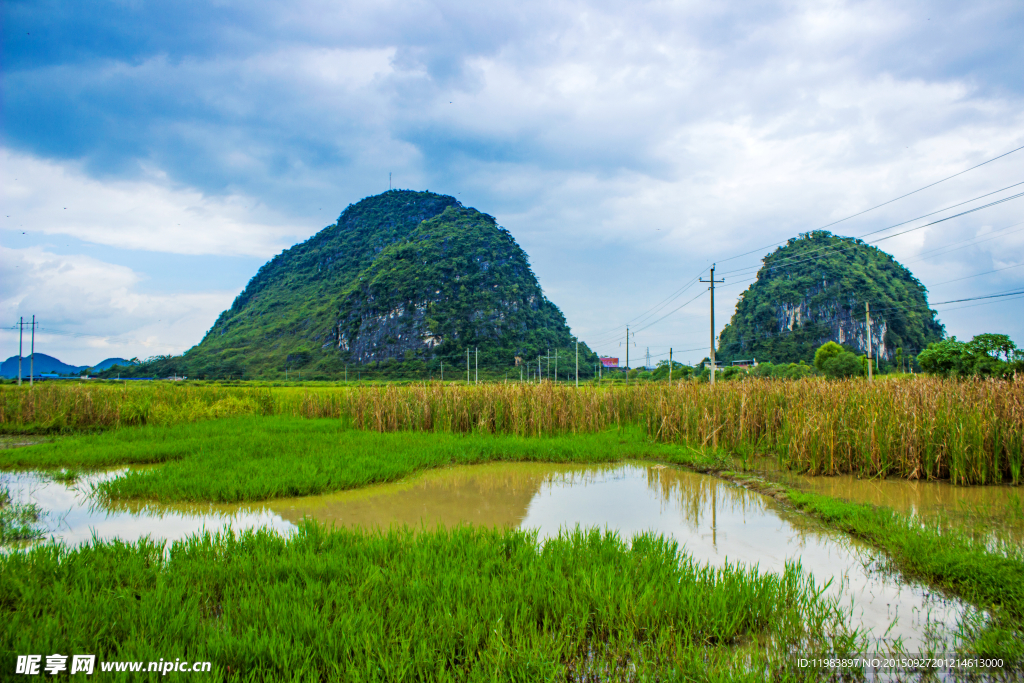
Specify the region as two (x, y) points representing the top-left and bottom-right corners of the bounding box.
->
(718, 231), (944, 365)
(171, 190), (597, 379)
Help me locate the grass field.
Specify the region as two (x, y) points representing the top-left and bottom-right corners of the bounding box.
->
(2, 378), (1022, 484)
(0, 417), (713, 503)
(0, 523), (860, 682)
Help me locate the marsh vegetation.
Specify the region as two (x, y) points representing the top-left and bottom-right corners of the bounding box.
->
(3, 378), (1021, 484)
(1, 378), (1022, 679)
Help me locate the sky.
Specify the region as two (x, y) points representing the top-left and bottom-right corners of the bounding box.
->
(2, 0), (1023, 367)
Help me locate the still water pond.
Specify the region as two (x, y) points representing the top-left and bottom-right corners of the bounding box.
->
(4, 462), (977, 652)
(794, 473), (1024, 546)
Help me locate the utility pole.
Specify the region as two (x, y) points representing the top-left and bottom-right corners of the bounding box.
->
(547, 348), (550, 379)
(538, 355), (541, 383)
(575, 337), (579, 388)
(554, 350), (558, 384)
(700, 265), (725, 386)
(467, 349), (470, 384)
(866, 302), (873, 382)
(669, 348), (673, 385)
(29, 316), (37, 386)
(646, 347), (650, 370)
(625, 327), (630, 385)
(18, 317), (23, 386)
(475, 347), (478, 385)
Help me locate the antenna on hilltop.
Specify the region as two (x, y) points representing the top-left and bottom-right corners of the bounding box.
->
(389, 172), (392, 191)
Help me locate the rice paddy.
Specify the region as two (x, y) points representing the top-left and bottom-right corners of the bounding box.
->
(1, 378), (1022, 680)
(2, 377), (1022, 484)
(0, 418), (711, 503)
(1, 521), (866, 682)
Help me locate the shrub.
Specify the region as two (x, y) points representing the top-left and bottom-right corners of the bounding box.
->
(822, 352), (862, 379)
(814, 342), (845, 372)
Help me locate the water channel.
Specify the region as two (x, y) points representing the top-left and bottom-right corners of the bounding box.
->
(4, 460), (994, 657)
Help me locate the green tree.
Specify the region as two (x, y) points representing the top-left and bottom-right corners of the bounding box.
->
(813, 341), (844, 371)
(822, 352), (863, 379)
(917, 338), (966, 376)
(917, 334), (1021, 378)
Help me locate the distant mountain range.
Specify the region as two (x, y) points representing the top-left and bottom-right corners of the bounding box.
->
(0, 354), (133, 379)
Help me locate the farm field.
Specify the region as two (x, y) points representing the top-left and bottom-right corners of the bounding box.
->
(2, 377), (1022, 483)
(1, 378), (1023, 680)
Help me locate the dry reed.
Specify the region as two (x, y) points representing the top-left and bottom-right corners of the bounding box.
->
(2, 378), (1021, 484)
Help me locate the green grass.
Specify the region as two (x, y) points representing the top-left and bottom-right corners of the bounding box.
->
(0, 524), (860, 682)
(0, 416), (720, 503)
(725, 472), (1024, 661)
(0, 485), (43, 543)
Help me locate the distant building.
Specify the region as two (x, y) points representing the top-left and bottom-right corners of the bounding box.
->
(600, 357), (619, 368)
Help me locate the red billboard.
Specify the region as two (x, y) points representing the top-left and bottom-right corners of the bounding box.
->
(600, 357), (619, 368)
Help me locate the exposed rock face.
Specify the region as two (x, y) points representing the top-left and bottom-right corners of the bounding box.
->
(180, 190), (596, 377)
(718, 231), (943, 365)
(772, 283), (891, 360)
(327, 203), (570, 365)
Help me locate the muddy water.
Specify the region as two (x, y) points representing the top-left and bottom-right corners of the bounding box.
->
(3, 462), (974, 652)
(791, 473), (1024, 544)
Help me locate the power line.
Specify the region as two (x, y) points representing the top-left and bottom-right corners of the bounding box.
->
(632, 289), (708, 334)
(903, 220), (1024, 265)
(719, 186), (1024, 278)
(1, 324), (187, 351)
(590, 147), (1024, 351)
(929, 262), (1024, 287)
(716, 143), (1024, 266)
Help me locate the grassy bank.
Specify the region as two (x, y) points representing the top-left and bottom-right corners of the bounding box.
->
(0, 524), (858, 682)
(3, 378), (1023, 484)
(722, 471), (1024, 661)
(0, 417), (714, 503)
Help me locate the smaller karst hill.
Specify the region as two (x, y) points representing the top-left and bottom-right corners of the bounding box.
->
(150, 190), (597, 379)
(717, 231), (944, 365)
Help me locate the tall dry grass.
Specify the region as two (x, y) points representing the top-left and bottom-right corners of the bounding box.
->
(2, 378), (1021, 484)
(286, 379), (1024, 484)
(0, 383), (273, 431)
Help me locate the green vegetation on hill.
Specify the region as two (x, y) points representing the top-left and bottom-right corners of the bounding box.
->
(103, 191), (597, 380)
(718, 231), (944, 366)
(336, 205), (589, 370)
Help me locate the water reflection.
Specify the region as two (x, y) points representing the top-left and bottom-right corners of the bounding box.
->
(2, 462), (976, 652)
(763, 467), (1024, 546)
(1, 470), (293, 547)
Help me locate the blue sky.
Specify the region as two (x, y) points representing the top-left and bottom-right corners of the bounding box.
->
(3, 0), (1023, 366)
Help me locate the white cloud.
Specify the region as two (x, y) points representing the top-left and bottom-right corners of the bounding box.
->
(4, 0), (1024, 363)
(0, 246), (234, 364)
(1, 149), (306, 258)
